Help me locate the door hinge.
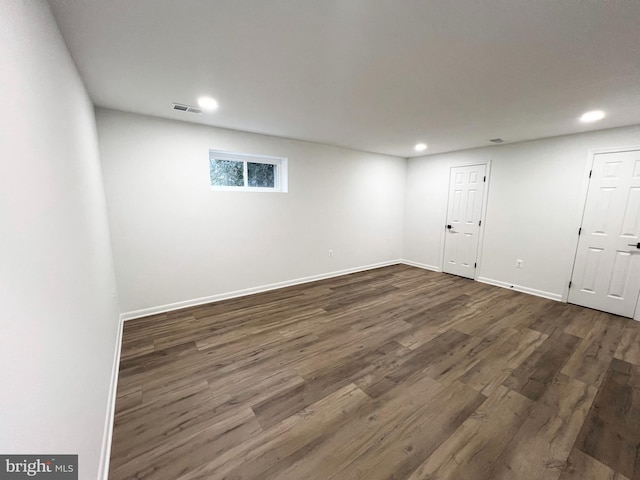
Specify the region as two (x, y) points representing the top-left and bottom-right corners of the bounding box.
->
(568, 281), (572, 289)
(589, 170), (592, 178)
(474, 262), (477, 268)
(479, 220), (482, 226)
(483, 176), (486, 182)
(578, 227), (582, 235)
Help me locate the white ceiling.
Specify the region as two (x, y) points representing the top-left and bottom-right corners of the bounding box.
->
(48, 0), (640, 158)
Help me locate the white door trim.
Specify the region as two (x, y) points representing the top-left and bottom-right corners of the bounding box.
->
(440, 161), (491, 280)
(475, 161), (492, 278)
(567, 145), (640, 320)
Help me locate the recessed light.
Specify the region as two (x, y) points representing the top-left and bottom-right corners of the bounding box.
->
(197, 96), (219, 111)
(414, 143), (428, 152)
(580, 110), (605, 123)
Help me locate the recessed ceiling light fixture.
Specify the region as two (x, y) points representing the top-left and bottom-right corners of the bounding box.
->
(580, 110), (605, 123)
(414, 143), (428, 152)
(197, 96), (219, 111)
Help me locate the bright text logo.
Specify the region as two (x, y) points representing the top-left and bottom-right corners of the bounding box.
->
(0, 456), (77, 480)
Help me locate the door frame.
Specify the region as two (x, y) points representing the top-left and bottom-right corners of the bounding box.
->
(439, 161), (492, 280)
(566, 145), (640, 320)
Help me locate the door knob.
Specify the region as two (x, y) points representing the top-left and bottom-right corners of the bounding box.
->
(628, 243), (640, 249)
(446, 225), (452, 229)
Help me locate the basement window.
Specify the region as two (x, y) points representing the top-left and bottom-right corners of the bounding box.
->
(209, 150), (288, 192)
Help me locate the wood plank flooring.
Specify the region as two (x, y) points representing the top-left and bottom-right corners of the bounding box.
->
(109, 265), (640, 479)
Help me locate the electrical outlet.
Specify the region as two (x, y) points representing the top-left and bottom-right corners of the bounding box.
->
(328, 249), (334, 257)
(516, 259), (523, 268)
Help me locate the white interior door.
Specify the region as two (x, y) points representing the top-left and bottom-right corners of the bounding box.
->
(569, 149), (640, 318)
(443, 164), (486, 279)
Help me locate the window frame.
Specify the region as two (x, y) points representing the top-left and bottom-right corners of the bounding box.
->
(208, 150), (288, 193)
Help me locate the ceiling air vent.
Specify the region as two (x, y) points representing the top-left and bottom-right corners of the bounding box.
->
(489, 138), (505, 144)
(172, 103), (202, 114)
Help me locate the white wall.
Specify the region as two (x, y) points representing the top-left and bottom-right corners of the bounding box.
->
(404, 125), (640, 300)
(96, 109), (406, 315)
(0, 2), (120, 479)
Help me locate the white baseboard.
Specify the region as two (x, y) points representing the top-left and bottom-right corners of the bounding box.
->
(98, 313), (124, 480)
(476, 276), (563, 302)
(121, 260), (403, 321)
(400, 259), (441, 272)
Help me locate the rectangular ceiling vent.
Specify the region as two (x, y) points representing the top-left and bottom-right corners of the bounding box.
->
(173, 103), (202, 114)
(489, 138), (505, 144)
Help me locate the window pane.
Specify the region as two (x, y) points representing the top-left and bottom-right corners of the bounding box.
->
(210, 159), (244, 186)
(247, 162), (276, 188)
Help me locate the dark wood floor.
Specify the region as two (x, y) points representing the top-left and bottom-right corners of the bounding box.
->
(110, 265), (640, 480)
